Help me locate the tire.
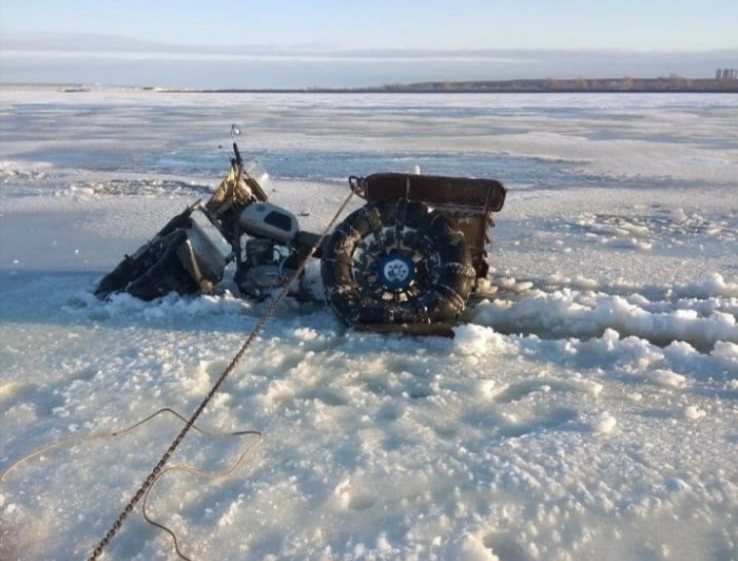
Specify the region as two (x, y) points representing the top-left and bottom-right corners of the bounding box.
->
(94, 246), (162, 299)
(95, 229), (197, 300)
(126, 230), (198, 300)
(321, 200), (476, 325)
(95, 210), (194, 299)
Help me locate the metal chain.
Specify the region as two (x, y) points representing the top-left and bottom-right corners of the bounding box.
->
(87, 190), (354, 561)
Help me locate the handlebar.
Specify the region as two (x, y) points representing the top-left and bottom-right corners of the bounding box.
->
(233, 142), (243, 167)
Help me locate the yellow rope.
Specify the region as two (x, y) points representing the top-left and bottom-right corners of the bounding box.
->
(0, 408), (261, 561)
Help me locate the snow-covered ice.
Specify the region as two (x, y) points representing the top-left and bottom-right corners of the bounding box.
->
(1, 88), (737, 561)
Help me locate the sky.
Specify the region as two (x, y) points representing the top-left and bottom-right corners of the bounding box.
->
(1, 0), (737, 88)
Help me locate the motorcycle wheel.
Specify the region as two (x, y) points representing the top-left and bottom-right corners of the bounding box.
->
(95, 229), (197, 300)
(321, 200), (475, 325)
(94, 210), (194, 299)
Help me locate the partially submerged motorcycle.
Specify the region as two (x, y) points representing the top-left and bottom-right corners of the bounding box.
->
(95, 137), (506, 331)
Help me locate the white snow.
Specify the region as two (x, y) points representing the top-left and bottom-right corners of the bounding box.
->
(683, 406), (707, 420)
(472, 281), (738, 351)
(590, 412), (617, 434)
(1, 88), (737, 561)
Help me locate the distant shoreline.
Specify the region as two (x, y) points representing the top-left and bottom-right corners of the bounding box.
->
(188, 77), (738, 94)
(3, 77), (737, 94)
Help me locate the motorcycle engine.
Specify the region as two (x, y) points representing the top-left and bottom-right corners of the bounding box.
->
(235, 238), (297, 299)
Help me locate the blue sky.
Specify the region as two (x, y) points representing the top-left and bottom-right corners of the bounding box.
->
(1, 0), (737, 87)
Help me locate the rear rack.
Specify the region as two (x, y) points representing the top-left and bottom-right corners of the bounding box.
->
(350, 172), (507, 213)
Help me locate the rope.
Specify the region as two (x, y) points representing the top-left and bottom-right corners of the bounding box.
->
(0, 408), (256, 486)
(141, 432), (262, 561)
(0, 408), (261, 561)
(85, 189), (355, 561)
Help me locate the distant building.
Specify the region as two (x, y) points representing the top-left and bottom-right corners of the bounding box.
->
(715, 68), (738, 80)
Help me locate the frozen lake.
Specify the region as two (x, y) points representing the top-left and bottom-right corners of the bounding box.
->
(2, 90), (737, 186)
(1, 88), (737, 561)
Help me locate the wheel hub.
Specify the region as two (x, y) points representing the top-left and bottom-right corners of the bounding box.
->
(376, 251), (415, 291)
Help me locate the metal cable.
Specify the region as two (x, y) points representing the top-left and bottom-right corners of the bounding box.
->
(86, 189), (355, 561)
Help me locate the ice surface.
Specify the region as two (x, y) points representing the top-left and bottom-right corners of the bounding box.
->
(1, 88), (737, 561)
